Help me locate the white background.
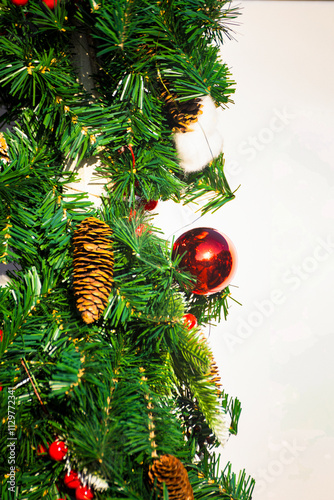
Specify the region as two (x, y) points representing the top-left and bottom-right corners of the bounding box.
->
(157, 2), (334, 499)
(1, 2), (334, 498)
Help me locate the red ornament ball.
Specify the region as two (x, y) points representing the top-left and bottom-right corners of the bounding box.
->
(173, 227), (237, 295)
(48, 440), (68, 461)
(64, 470), (81, 489)
(10, 0), (29, 5)
(42, 0), (57, 8)
(182, 313), (198, 329)
(143, 199), (158, 211)
(75, 485), (94, 500)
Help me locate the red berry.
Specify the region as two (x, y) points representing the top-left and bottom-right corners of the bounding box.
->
(11, 0), (29, 5)
(75, 485), (94, 500)
(48, 440), (68, 461)
(135, 223), (147, 236)
(129, 209), (144, 234)
(128, 208), (136, 221)
(143, 199), (158, 211)
(42, 0), (57, 8)
(64, 470), (81, 489)
(182, 313), (198, 330)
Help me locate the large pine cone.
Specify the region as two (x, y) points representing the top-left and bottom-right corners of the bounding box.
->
(162, 90), (203, 134)
(73, 217), (114, 324)
(148, 454), (194, 500)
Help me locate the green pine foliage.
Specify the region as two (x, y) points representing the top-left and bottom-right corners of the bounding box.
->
(0, 0), (254, 499)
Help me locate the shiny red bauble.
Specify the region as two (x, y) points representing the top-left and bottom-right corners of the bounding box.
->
(173, 227), (237, 295)
(182, 313), (198, 329)
(10, 0), (29, 5)
(75, 485), (94, 500)
(42, 0), (57, 8)
(64, 470), (81, 489)
(143, 199), (158, 211)
(48, 440), (68, 461)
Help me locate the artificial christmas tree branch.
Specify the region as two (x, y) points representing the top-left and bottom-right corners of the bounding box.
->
(20, 357), (50, 414)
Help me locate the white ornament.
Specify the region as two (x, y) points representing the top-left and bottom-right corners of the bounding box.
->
(174, 95), (224, 173)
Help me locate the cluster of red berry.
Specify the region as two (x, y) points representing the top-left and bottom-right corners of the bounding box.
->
(11, 0), (57, 9)
(128, 199), (158, 237)
(39, 440), (94, 500)
(182, 313), (198, 330)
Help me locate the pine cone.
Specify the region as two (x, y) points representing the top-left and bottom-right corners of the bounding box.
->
(73, 217), (114, 324)
(148, 454), (194, 500)
(162, 90), (203, 134)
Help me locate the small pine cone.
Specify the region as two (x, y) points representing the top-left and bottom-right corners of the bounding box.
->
(73, 217), (114, 324)
(148, 454), (194, 500)
(162, 90), (203, 133)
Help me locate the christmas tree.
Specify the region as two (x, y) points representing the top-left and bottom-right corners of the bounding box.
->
(0, 1), (255, 499)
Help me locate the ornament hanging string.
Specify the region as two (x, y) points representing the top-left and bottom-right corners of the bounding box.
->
(128, 144), (136, 171)
(118, 144), (136, 171)
(198, 120), (215, 162)
(65, 186), (102, 199)
(166, 212), (205, 242)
